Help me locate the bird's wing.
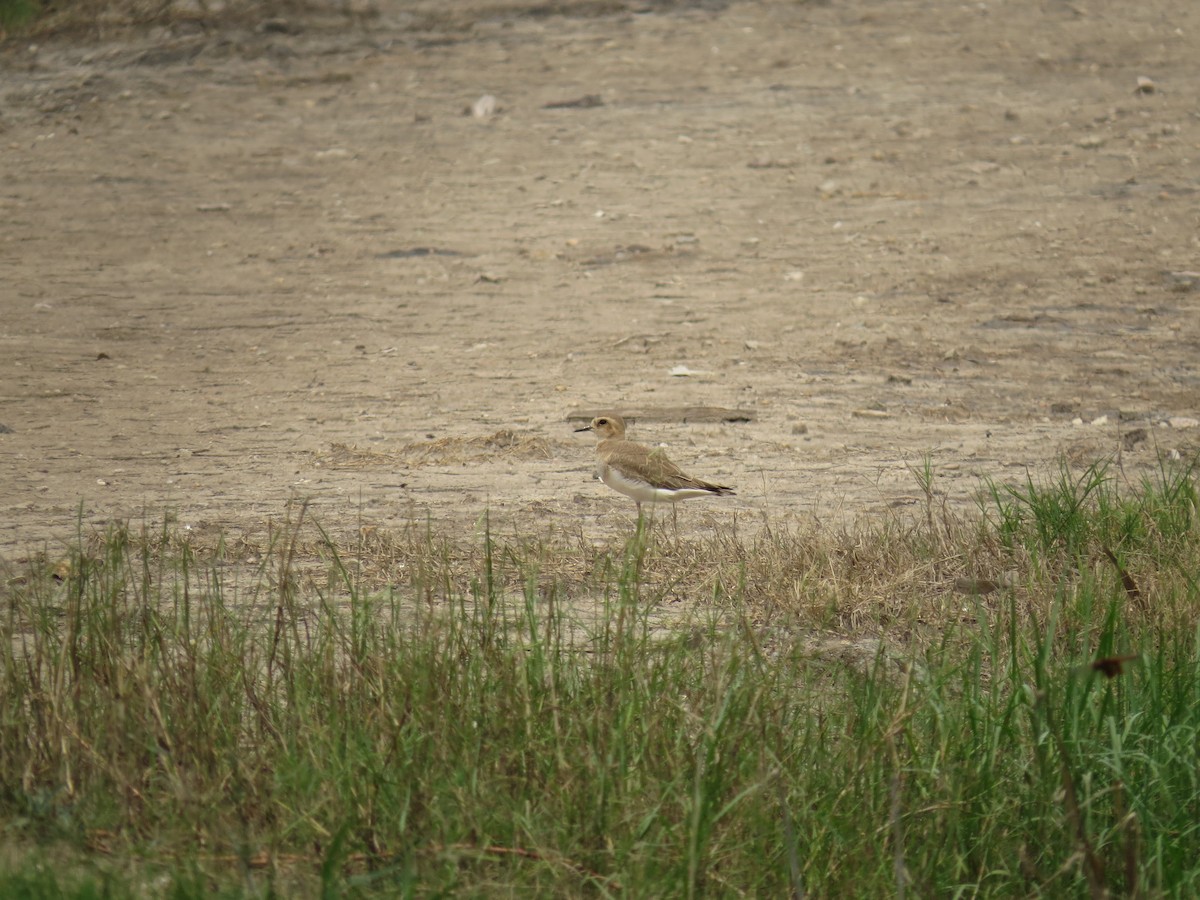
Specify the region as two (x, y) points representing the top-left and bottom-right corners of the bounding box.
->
(643, 446), (695, 485)
(602, 441), (733, 493)
(645, 447), (734, 492)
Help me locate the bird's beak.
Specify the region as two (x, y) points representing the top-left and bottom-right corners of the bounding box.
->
(574, 424), (593, 433)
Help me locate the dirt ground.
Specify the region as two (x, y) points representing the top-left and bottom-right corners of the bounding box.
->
(1, 0), (1198, 564)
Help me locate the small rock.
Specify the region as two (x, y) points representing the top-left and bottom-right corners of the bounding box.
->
(1168, 416), (1199, 430)
(1135, 76), (1156, 94)
(542, 94), (603, 110)
(1091, 414), (1109, 426)
(792, 423), (809, 435)
(1077, 135), (1105, 149)
(748, 156), (779, 169)
(0, 423), (13, 434)
(1122, 428), (1147, 450)
(470, 94), (497, 119)
(258, 18), (298, 34)
(1166, 271), (1199, 292)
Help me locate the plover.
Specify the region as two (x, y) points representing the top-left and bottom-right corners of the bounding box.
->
(575, 414), (735, 517)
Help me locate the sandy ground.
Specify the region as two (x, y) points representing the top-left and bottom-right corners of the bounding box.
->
(2, 0), (1198, 565)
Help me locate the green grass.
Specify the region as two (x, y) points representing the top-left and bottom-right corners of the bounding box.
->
(0, 0), (37, 31)
(2, 458), (1200, 896)
(982, 456), (1199, 563)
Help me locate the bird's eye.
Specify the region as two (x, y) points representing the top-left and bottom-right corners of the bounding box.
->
(597, 418), (608, 425)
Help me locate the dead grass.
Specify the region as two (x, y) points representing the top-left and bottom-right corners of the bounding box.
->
(11, 0), (377, 37)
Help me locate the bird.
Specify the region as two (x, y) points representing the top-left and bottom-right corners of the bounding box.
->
(574, 414), (735, 519)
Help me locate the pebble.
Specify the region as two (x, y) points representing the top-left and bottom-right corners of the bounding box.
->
(1122, 428), (1147, 450)
(470, 95), (497, 119)
(1167, 271), (1199, 292)
(1168, 416), (1199, 430)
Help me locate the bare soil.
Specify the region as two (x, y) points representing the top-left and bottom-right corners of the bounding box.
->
(2, 0), (1198, 563)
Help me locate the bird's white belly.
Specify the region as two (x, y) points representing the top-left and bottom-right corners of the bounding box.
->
(599, 463), (711, 504)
